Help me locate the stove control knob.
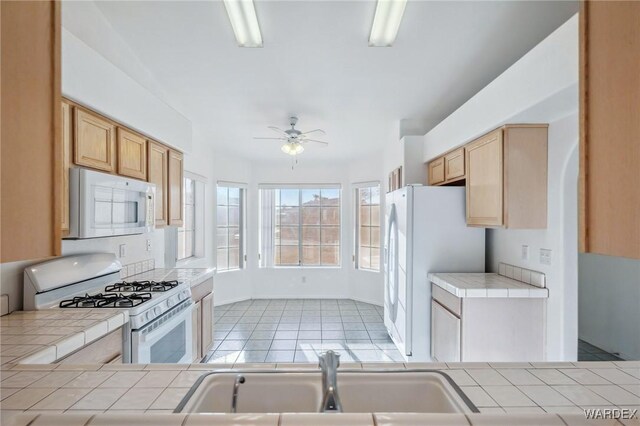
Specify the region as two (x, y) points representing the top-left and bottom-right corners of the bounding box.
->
(145, 312), (151, 321)
(167, 299), (173, 308)
(154, 307), (162, 316)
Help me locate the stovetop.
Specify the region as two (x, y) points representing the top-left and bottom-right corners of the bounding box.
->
(104, 280), (179, 293)
(58, 280), (180, 309)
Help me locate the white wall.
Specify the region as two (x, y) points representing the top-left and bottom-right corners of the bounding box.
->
(421, 15), (580, 361)
(579, 255), (640, 360)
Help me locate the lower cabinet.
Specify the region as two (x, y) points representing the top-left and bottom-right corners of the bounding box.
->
(430, 284), (545, 362)
(191, 277), (214, 362)
(56, 328), (123, 364)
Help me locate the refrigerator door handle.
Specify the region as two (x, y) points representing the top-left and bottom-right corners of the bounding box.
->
(385, 203), (399, 322)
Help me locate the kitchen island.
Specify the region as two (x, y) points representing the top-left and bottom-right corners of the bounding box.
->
(1, 360), (638, 425)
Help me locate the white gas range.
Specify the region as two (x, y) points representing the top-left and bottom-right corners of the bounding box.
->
(23, 253), (194, 364)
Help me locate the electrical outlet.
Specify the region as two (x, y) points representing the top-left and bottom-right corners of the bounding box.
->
(119, 244), (126, 258)
(146, 239), (152, 251)
(540, 248), (552, 265)
(521, 245), (529, 261)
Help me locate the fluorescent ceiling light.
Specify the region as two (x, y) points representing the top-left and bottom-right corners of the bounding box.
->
(369, 0), (407, 47)
(223, 0), (263, 47)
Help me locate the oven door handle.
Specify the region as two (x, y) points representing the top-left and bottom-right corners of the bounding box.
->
(137, 302), (193, 344)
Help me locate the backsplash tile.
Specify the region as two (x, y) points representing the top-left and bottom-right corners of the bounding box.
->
(498, 262), (546, 288)
(120, 259), (155, 279)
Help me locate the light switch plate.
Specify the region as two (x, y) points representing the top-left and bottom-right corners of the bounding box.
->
(540, 248), (552, 265)
(119, 244), (126, 258)
(146, 239), (152, 251)
(521, 245), (529, 261)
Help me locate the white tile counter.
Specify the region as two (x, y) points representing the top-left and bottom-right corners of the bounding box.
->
(429, 273), (549, 298)
(1, 361), (639, 425)
(0, 310), (129, 366)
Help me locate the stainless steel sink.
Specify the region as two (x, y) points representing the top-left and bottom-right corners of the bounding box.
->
(174, 369), (478, 414)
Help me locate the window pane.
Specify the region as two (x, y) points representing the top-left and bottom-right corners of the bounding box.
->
(360, 226), (371, 246)
(371, 186), (380, 205)
(302, 226), (320, 245)
(359, 247), (371, 270)
(217, 227), (228, 247)
(278, 206), (299, 225)
(217, 206), (228, 227)
(228, 227), (240, 248)
(217, 187), (228, 205)
(359, 188), (371, 205)
(229, 206), (240, 226)
(370, 248), (380, 270)
(276, 226), (299, 245)
(279, 189), (299, 206)
(371, 205), (380, 226)
(184, 231), (194, 258)
(321, 189), (340, 205)
(177, 231), (185, 261)
(360, 205), (371, 226)
(322, 207), (340, 225)
(229, 248), (240, 269)
(228, 187), (240, 205)
(217, 248), (229, 270)
(321, 246), (339, 266)
(184, 178), (195, 204)
(280, 246), (299, 265)
(184, 205), (195, 230)
(301, 189), (320, 206)
(321, 226), (340, 245)
(302, 246), (320, 265)
(370, 226), (381, 247)
(302, 207), (320, 225)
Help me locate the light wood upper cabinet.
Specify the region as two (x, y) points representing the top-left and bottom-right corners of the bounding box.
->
(466, 129), (504, 226)
(580, 1), (640, 259)
(117, 128), (147, 180)
(148, 140), (169, 227)
(444, 148), (465, 181)
(61, 101), (72, 236)
(466, 125), (547, 228)
(168, 149), (184, 226)
(428, 147), (466, 186)
(74, 107), (116, 172)
(428, 157), (445, 185)
(1, 0), (61, 263)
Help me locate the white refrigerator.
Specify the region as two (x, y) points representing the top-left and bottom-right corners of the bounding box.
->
(384, 185), (485, 362)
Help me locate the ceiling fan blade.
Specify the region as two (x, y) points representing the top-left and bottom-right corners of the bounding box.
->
(253, 137), (287, 141)
(303, 139), (329, 146)
(268, 126), (289, 136)
(300, 129), (326, 136)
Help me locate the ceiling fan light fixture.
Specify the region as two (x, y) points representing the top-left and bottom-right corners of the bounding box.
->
(223, 0), (263, 48)
(281, 142), (304, 156)
(369, 0), (407, 47)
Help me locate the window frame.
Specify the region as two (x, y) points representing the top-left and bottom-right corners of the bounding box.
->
(175, 171), (207, 267)
(176, 177), (196, 261)
(216, 182), (247, 273)
(259, 185), (342, 269)
(353, 182), (381, 272)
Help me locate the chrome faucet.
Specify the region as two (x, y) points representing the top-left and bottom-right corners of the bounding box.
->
(318, 350), (342, 412)
(230, 374), (245, 413)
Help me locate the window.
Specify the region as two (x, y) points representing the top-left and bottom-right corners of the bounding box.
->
(355, 185), (381, 271)
(177, 177), (196, 260)
(217, 184), (245, 271)
(260, 186), (341, 267)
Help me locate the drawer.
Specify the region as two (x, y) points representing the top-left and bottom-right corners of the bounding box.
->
(431, 283), (461, 317)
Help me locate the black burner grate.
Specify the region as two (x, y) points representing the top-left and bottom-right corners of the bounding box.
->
(104, 280), (179, 293)
(59, 292), (152, 308)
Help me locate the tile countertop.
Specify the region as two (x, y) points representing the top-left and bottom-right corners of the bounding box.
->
(0, 309), (129, 366)
(126, 267), (216, 289)
(1, 361), (639, 425)
(429, 273), (549, 298)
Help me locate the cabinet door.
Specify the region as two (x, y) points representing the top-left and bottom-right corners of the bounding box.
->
(74, 108), (116, 172)
(147, 141), (169, 227)
(466, 129), (503, 226)
(428, 157), (445, 185)
(168, 149), (184, 226)
(117, 128), (147, 180)
(192, 300), (201, 363)
(444, 148), (465, 181)
(61, 101), (72, 236)
(431, 300), (461, 362)
(200, 292), (214, 357)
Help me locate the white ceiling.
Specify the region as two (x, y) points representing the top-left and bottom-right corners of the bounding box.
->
(93, 0), (577, 161)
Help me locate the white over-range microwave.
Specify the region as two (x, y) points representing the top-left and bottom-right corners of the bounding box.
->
(66, 168), (155, 239)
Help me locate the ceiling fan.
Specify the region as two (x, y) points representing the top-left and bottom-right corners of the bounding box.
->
(254, 116), (329, 156)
